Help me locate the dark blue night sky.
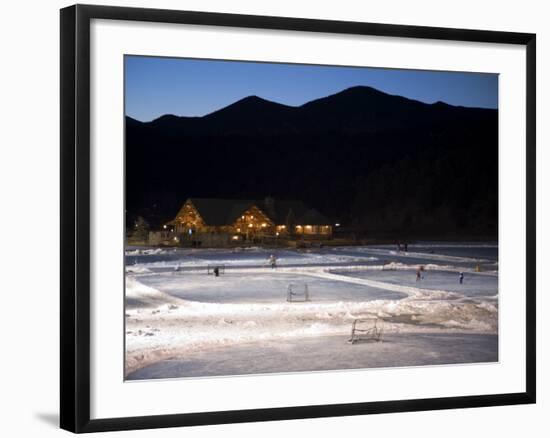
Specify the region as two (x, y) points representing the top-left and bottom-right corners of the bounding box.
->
(125, 56), (498, 122)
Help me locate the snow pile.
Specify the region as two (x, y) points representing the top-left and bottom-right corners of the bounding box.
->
(125, 248), (166, 256)
(125, 265), (152, 274)
(125, 276), (187, 308)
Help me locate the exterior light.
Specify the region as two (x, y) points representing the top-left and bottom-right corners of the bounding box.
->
(306, 225), (312, 229)
(248, 224), (253, 228)
(335, 223), (341, 227)
(163, 225), (167, 229)
(241, 215), (245, 219)
(231, 235), (239, 241)
(261, 223), (267, 227)
(276, 232), (280, 236)
(281, 225), (286, 229)
(236, 228), (241, 232)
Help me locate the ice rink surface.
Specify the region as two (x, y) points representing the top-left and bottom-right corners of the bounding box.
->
(137, 272), (407, 304)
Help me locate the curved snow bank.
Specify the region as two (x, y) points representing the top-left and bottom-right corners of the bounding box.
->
(125, 265), (152, 274)
(126, 248), (167, 256)
(340, 246), (493, 263)
(126, 276), (188, 308)
(304, 270), (462, 301)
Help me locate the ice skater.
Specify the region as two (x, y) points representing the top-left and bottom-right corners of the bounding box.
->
(269, 254), (277, 269)
(459, 272), (464, 284)
(416, 265), (425, 281)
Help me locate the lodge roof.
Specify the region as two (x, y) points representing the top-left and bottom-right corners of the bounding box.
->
(189, 198), (255, 226)
(177, 197), (331, 226)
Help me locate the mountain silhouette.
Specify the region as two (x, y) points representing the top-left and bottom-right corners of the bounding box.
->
(126, 86), (498, 237)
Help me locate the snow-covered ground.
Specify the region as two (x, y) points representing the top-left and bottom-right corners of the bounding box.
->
(125, 243), (498, 379)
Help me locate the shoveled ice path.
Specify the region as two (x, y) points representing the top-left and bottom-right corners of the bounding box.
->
(127, 333), (498, 380)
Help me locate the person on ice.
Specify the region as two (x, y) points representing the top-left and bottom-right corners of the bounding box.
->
(269, 254), (277, 269)
(416, 265), (425, 281)
(459, 272), (464, 284)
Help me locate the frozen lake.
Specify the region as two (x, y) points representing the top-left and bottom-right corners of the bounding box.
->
(124, 242), (499, 379)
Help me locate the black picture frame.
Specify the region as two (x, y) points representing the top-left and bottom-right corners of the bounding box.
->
(60, 4), (536, 433)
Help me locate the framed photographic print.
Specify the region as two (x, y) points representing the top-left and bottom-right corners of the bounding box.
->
(60, 4), (536, 433)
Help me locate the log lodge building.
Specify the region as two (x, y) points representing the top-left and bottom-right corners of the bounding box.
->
(153, 197), (333, 246)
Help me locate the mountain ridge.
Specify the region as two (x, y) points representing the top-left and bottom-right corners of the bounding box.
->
(131, 85), (495, 125)
(125, 85), (498, 237)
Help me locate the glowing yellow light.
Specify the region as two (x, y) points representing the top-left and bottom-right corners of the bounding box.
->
(248, 224), (253, 228)
(231, 235), (239, 241)
(275, 232), (280, 236)
(306, 225), (312, 229)
(296, 225), (302, 228)
(163, 225), (167, 229)
(261, 223), (267, 227)
(236, 228), (241, 232)
(241, 215), (245, 219)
